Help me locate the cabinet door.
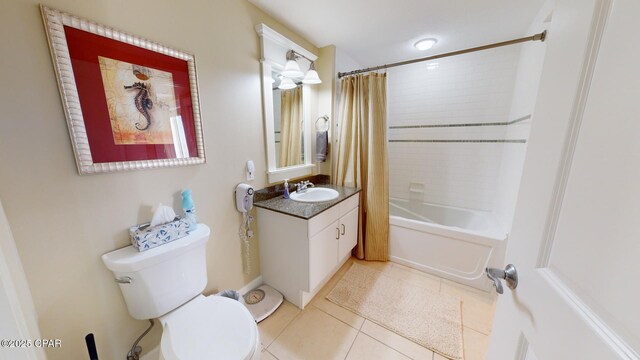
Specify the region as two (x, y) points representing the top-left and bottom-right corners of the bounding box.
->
(308, 219), (339, 291)
(338, 207), (359, 259)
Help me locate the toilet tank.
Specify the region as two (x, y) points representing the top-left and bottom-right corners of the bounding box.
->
(102, 224), (210, 320)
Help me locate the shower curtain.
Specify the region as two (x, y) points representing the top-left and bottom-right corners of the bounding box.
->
(279, 86), (303, 167)
(334, 73), (389, 261)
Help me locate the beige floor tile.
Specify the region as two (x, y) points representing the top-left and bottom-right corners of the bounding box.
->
(462, 327), (489, 360)
(311, 297), (365, 329)
(353, 257), (394, 273)
(441, 280), (496, 335)
(307, 257), (366, 329)
(385, 264), (441, 291)
(313, 258), (356, 300)
(260, 348), (279, 360)
(440, 280), (496, 303)
(268, 307), (358, 360)
(360, 320), (435, 360)
(460, 297), (496, 335)
(258, 300), (301, 347)
(346, 333), (411, 360)
(434, 353), (449, 360)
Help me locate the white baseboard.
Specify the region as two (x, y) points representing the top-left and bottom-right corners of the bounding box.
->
(238, 275), (263, 295)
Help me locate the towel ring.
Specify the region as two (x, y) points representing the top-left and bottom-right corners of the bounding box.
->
(315, 115), (329, 132)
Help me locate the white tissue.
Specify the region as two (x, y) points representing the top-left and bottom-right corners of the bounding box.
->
(150, 204), (177, 227)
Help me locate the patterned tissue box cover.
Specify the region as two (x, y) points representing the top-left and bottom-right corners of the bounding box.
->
(129, 218), (190, 252)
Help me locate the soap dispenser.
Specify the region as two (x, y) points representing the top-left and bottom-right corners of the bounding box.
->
(283, 179), (290, 199)
(181, 189), (198, 230)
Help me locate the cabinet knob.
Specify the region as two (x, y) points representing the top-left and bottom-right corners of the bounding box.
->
(336, 227), (340, 239)
(341, 224), (345, 235)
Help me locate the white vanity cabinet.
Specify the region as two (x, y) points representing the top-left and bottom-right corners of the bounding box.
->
(257, 193), (359, 309)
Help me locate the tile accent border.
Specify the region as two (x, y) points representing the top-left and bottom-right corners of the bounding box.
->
(389, 139), (526, 143)
(389, 115), (532, 130)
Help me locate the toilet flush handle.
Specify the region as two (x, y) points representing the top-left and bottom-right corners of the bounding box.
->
(115, 276), (132, 284)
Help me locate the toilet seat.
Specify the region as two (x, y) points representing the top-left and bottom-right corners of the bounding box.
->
(159, 295), (259, 360)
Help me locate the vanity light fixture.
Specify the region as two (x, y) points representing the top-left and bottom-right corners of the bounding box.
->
(302, 62), (322, 84)
(281, 50), (322, 84)
(414, 38), (438, 51)
(278, 77), (297, 90)
(282, 51), (304, 78)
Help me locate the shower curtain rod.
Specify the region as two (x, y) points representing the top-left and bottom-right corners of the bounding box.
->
(337, 31), (547, 79)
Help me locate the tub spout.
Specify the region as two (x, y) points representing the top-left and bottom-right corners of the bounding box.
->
(486, 268), (504, 294)
(486, 264), (518, 295)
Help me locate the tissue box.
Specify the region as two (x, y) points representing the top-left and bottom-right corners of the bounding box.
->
(129, 217), (190, 252)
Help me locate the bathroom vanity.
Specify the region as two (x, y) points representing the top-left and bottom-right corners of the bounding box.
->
(254, 185), (360, 309)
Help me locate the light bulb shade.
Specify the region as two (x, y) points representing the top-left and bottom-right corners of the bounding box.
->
(282, 60), (304, 78)
(302, 69), (322, 84)
(278, 77), (296, 90)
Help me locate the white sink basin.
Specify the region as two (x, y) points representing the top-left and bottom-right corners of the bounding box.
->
(290, 187), (339, 203)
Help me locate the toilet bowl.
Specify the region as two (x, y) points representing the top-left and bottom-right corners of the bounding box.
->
(101, 224), (260, 360)
(159, 295), (260, 360)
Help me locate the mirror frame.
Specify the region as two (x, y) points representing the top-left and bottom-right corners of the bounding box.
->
(256, 24), (316, 183)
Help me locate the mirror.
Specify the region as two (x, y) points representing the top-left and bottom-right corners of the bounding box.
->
(256, 23), (316, 183)
(272, 71), (304, 168)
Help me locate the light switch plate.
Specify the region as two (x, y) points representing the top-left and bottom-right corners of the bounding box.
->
(246, 160), (255, 181)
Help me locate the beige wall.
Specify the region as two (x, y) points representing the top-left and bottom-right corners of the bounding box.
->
(0, 0), (318, 359)
(313, 45), (336, 177)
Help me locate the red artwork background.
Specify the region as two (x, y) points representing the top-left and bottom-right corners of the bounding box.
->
(64, 26), (197, 163)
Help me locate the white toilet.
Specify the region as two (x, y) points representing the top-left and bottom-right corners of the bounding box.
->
(102, 224), (260, 360)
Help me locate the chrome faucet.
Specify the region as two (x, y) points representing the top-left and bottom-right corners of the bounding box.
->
(295, 181), (315, 193)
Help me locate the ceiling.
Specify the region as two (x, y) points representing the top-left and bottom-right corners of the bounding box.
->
(249, 0), (547, 68)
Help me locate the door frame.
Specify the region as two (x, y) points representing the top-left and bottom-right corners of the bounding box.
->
(0, 199), (46, 360)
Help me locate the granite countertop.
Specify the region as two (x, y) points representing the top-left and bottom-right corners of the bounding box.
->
(254, 184), (361, 220)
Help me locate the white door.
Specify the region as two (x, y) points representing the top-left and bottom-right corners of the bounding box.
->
(0, 200), (46, 360)
(488, 0), (640, 358)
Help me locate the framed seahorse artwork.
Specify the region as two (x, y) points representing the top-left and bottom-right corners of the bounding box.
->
(41, 5), (205, 174)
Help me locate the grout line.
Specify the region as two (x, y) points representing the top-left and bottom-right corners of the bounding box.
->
(263, 306), (303, 349)
(309, 301), (365, 331)
(360, 320), (428, 360)
(342, 332), (360, 360)
(265, 349), (280, 359)
(361, 332), (415, 360)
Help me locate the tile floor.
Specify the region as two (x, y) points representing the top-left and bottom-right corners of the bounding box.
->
(258, 257), (497, 360)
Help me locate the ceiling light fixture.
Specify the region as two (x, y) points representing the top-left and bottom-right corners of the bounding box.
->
(414, 38), (438, 51)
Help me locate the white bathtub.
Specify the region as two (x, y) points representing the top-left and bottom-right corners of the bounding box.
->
(389, 198), (507, 291)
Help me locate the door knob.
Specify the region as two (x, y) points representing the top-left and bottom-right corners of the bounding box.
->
(486, 264), (518, 294)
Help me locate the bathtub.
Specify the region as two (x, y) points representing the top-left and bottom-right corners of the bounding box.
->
(389, 198), (507, 291)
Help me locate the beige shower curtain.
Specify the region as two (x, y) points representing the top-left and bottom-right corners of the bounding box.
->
(279, 86), (303, 167)
(334, 73), (389, 261)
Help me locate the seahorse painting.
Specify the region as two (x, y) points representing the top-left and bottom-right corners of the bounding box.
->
(124, 82), (153, 130)
(98, 56), (177, 145)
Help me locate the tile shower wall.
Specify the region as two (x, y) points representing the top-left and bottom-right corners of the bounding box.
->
(388, 46), (521, 211)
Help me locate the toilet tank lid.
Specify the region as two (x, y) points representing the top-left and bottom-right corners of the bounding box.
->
(102, 224), (210, 273)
